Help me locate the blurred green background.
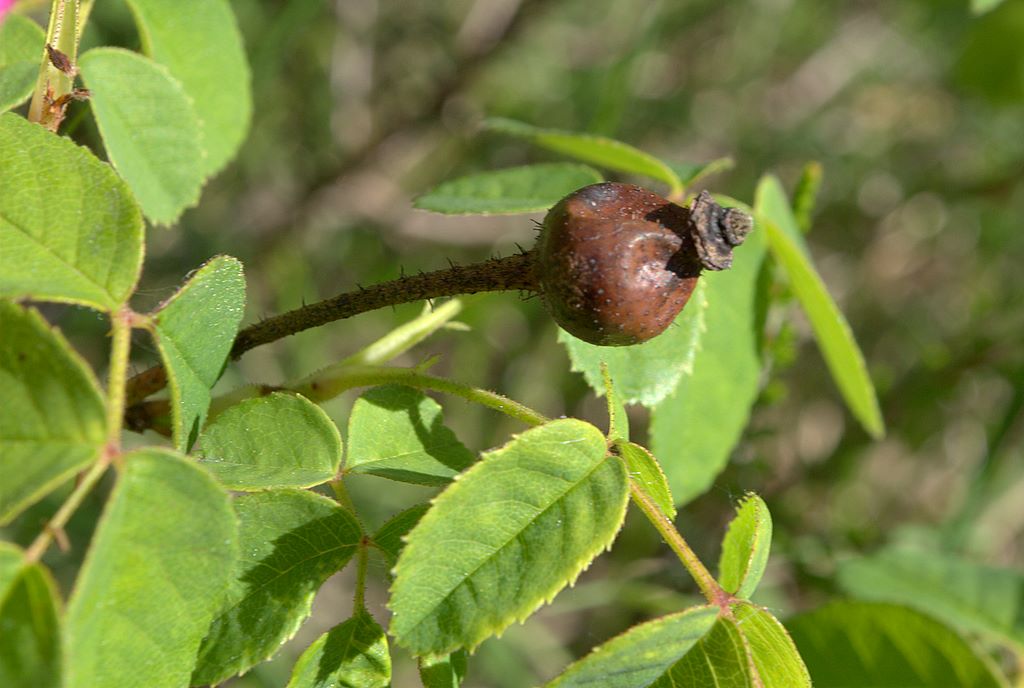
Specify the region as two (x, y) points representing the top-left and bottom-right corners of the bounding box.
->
(11, 0), (1024, 685)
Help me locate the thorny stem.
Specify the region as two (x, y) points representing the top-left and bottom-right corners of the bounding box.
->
(28, 0), (82, 131)
(123, 252), (538, 408)
(26, 307), (134, 562)
(628, 482), (731, 609)
(353, 541), (369, 611)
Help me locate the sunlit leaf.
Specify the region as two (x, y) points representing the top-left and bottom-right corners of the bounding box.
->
(390, 419), (628, 654)
(616, 440), (675, 520)
(732, 603), (810, 687)
(286, 610), (390, 688)
(0, 301), (105, 524)
(0, 112), (143, 310)
(419, 650), (468, 688)
(788, 601), (1007, 687)
(346, 385), (475, 486)
(415, 163), (603, 215)
(756, 175), (884, 438)
(484, 118), (683, 195)
(192, 489), (363, 685)
(718, 494), (772, 599)
(198, 392), (341, 490)
(79, 48), (204, 224)
(124, 0), (251, 176)
(65, 449), (237, 688)
(149, 255), (245, 451)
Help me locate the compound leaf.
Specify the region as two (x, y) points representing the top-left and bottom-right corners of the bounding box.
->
(65, 449), (237, 688)
(198, 392), (341, 490)
(192, 489), (363, 685)
(389, 419), (628, 654)
(415, 163), (602, 215)
(149, 255), (245, 451)
(0, 301), (105, 525)
(0, 112), (143, 310)
(346, 385), (475, 486)
(79, 48), (204, 225)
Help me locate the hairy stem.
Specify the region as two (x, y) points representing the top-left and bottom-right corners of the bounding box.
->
(628, 482), (729, 608)
(28, 0), (81, 131)
(353, 541), (369, 611)
(124, 252), (538, 408)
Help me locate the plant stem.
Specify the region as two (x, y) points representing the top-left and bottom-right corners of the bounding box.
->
(25, 307), (133, 562)
(28, 0), (81, 131)
(353, 542), (369, 611)
(24, 459), (107, 562)
(230, 252), (537, 359)
(123, 252), (538, 408)
(628, 482), (729, 608)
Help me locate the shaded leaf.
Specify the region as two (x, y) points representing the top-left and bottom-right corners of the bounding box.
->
(415, 163), (602, 215)
(718, 494), (772, 599)
(756, 175), (884, 438)
(0, 111), (143, 310)
(346, 385), (475, 486)
(65, 449), (237, 688)
(286, 610), (390, 688)
(615, 441), (675, 520)
(546, 606), (718, 687)
(649, 223), (767, 506)
(788, 601), (1007, 687)
(0, 301), (105, 524)
(560, 279), (707, 407)
(124, 0), (251, 176)
(198, 392), (341, 490)
(372, 503), (430, 569)
(79, 48), (204, 224)
(837, 546), (1024, 650)
(390, 419), (628, 654)
(484, 118), (683, 195)
(0, 543), (61, 688)
(420, 650), (468, 688)
(192, 489), (363, 685)
(149, 255), (245, 451)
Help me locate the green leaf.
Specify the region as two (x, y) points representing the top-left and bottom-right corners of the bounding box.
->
(559, 279), (707, 407)
(837, 546), (1024, 650)
(788, 601), (1007, 687)
(192, 489), (363, 685)
(414, 163), (603, 215)
(790, 161), (823, 234)
(667, 157), (734, 191)
(419, 650), (468, 688)
(546, 606), (718, 687)
(124, 0), (251, 176)
(600, 363), (629, 441)
(718, 494), (772, 599)
(615, 440), (675, 520)
(372, 504), (430, 569)
(149, 255), (245, 451)
(665, 615), (754, 686)
(650, 223), (767, 506)
(286, 610), (390, 688)
(0, 15), (45, 113)
(390, 418), (629, 654)
(346, 385), (475, 486)
(65, 449), (237, 688)
(732, 604), (810, 687)
(0, 544), (61, 688)
(198, 392), (342, 490)
(79, 48), (205, 225)
(0, 301), (106, 525)
(756, 175), (885, 438)
(0, 112), (144, 310)
(484, 118), (683, 195)
(972, 0), (1007, 15)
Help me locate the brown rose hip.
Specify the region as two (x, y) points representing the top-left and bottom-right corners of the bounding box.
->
(536, 182), (752, 346)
